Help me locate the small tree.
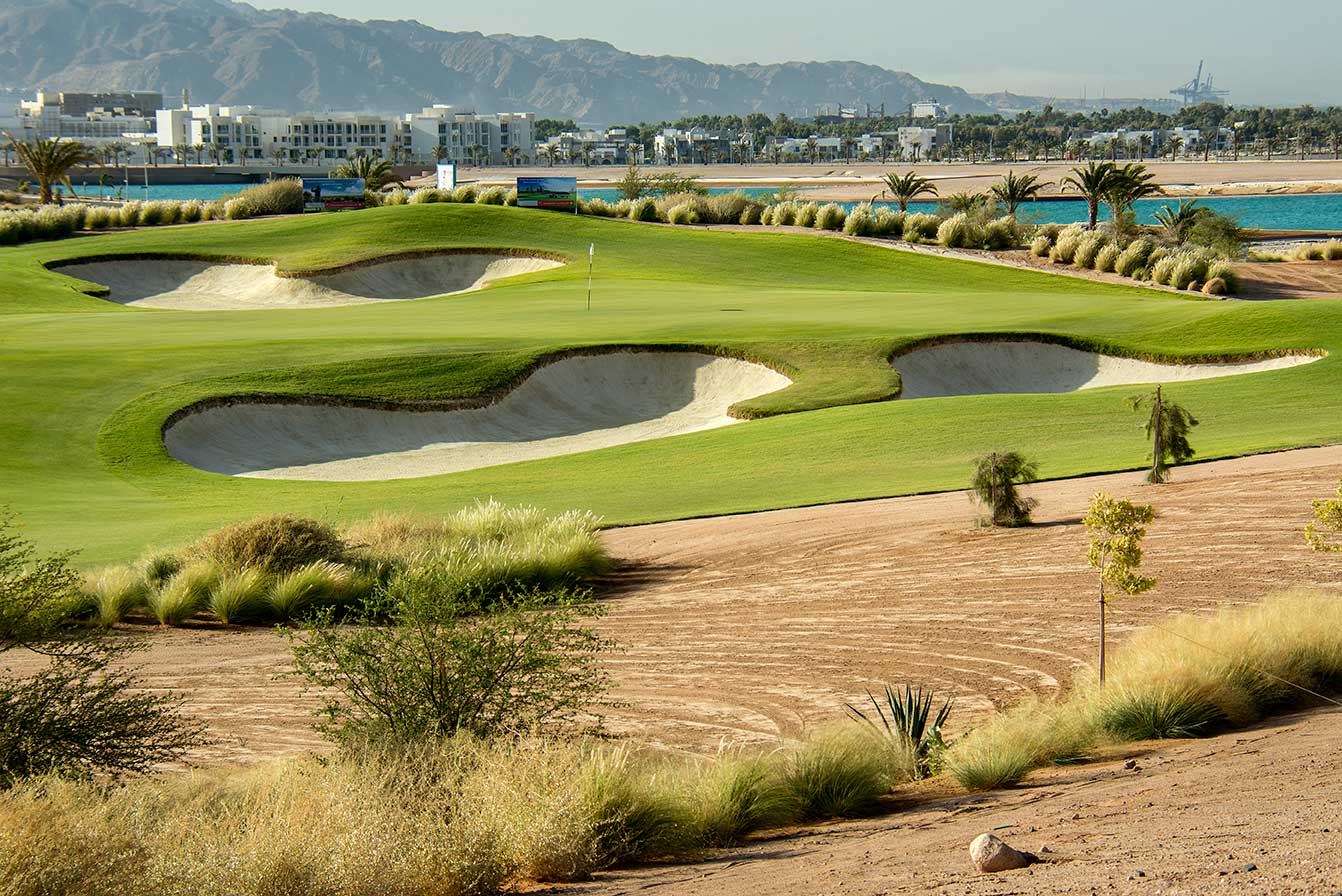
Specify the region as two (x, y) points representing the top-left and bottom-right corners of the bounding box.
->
(990, 170), (1050, 217)
(970, 451), (1040, 527)
(1304, 478), (1342, 553)
(3, 135), (97, 204)
(882, 171), (938, 212)
(1084, 493), (1156, 685)
(1129, 385), (1198, 483)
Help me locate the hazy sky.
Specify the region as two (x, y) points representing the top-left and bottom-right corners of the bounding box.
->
(253, 0), (1338, 106)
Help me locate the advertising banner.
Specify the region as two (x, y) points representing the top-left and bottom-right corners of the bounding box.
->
(435, 163), (457, 191)
(302, 177), (366, 211)
(517, 176), (578, 210)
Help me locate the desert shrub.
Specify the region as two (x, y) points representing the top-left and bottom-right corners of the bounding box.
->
(628, 196), (659, 222)
(83, 566), (149, 626)
(872, 208), (904, 237)
(1186, 211), (1245, 258)
(842, 203), (875, 236)
(937, 212), (978, 249)
(504, 188), (519, 206)
(1029, 233), (1053, 257)
(207, 567), (271, 624)
(846, 684), (952, 780)
(969, 451), (1039, 527)
(1049, 224), (1085, 264)
(452, 185), (479, 203)
(702, 191), (757, 225)
(147, 560), (219, 626)
(287, 583), (613, 743)
(1115, 237), (1154, 277)
(814, 203), (847, 231)
(189, 515), (347, 574)
(793, 202), (820, 228)
(666, 201), (699, 225)
(0, 518), (204, 786)
(683, 753), (790, 848)
(778, 727), (905, 820)
(738, 202), (763, 225)
(476, 186), (508, 206)
(1095, 243), (1122, 273)
(1206, 259), (1240, 293)
(1323, 239), (1342, 261)
(1073, 232), (1108, 269)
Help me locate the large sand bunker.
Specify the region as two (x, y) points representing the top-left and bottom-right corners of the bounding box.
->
(165, 352), (792, 480)
(60, 253), (564, 310)
(894, 339), (1320, 399)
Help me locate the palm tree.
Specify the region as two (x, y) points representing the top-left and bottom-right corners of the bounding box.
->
(191, 143), (205, 165)
(1061, 160), (1118, 229)
(840, 135), (856, 163)
(269, 146), (286, 167)
(1129, 386), (1198, 484)
(432, 144), (450, 164)
(104, 141), (129, 167)
(208, 141), (224, 165)
(1166, 135), (1183, 161)
(970, 451), (1040, 527)
(332, 154), (399, 190)
(3, 135), (97, 204)
(1153, 199), (1210, 245)
(990, 171), (1051, 217)
(943, 191), (986, 214)
(805, 136), (818, 165)
(1104, 162), (1163, 219)
(882, 171), (937, 212)
(503, 146), (519, 167)
(537, 144), (555, 167)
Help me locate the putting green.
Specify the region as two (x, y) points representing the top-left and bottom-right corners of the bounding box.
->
(3, 202), (1338, 564)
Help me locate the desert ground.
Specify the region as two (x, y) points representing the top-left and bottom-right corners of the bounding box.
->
(70, 445), (1342, 766)
(456, 159), (1342, 201)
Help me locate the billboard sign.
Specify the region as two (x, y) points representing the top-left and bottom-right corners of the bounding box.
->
(435, 163), (457, 191)
(517, 176), (578, 211)
(301, 177), (366, 211)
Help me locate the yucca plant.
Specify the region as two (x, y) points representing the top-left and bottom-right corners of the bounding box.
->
(846, 684), (953, 780)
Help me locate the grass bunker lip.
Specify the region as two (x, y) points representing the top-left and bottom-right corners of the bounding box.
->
(50, 248), (567, 310)
(892, 336), (1323, 399)
(163, 350), (793, 481)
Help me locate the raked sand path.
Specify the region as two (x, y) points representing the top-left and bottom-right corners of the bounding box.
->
(57, 252), (563, 310)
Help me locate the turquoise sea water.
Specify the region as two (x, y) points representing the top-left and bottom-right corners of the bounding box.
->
(64, 181), (1342, 232)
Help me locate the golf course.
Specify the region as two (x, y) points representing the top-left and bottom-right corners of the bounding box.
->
(2, 201), (1338, 564)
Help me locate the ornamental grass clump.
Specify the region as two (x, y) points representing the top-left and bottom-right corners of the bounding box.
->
(1206, 259), (1239, 293)
(1094, 243), (1121, 273)
(769, 201), (798, 226)
(980, 216), (1019, 251)
(842, 203), (875, 236)
(903, 212), (940, 241)
(793, 201), (820, 228)
(1115, 238), (1154, 277)
(1322, 239), (1342, 261)
(452, 185), (479, 203)
(476, 186), (508, 205)
(1030, 233), (1052, 256)
(872, 208), (904, 237)
(936, 212), (973, 248)
(778, 726), (908, 820)
(207, 567), (272, 625)
(814, 203), (846, 231)
(267, 560), (360, 620)
(666, 201), (699, 225)
(1073, 232), (1108, 269)
(738, 202), (763, 225)
(1151, 252), (1180, 285)
(1049, 224), (1085, 264)
(190, 514), (347, 574)
(83, 565), (150, 626)
(147, 560), (220, 626)
(1170, 250), (1212, 290)
(628, 196), (658, 222)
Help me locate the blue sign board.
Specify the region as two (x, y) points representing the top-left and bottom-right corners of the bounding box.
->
(302, 177), (366, 211)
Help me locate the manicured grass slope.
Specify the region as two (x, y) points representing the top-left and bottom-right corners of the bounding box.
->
(2, 203), (1339, 563)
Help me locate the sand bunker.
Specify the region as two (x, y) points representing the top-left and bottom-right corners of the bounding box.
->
(895, 339), (1321, 399)
(60, 253), (564, 310)
(165, 352), (791, 480)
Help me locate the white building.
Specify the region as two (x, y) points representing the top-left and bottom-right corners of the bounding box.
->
(897, 125), (953, 160)
(910, 102), (947, 119)
(14, 91), (157, 159)
(403, 106), (534, 165)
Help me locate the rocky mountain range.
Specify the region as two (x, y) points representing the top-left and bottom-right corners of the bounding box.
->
(0, 0), (996, 121)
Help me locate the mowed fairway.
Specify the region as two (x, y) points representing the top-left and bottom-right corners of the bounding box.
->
(2, 202), (1340, 563)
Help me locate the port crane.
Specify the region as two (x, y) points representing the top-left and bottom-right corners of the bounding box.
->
(1171, 61), (1229, 106)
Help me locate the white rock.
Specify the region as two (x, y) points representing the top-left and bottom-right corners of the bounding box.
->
(969, 833), (1035, 873)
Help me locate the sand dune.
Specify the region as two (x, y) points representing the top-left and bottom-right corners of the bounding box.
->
(894, 339), (1320, 399)
(58, 253), (564, 310)
(165, 351), (792, 480)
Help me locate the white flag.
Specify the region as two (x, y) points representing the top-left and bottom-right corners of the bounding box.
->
(589, 243), (595, 258)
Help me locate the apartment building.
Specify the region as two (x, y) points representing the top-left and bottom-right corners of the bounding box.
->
(403, 106), (535, 165)
(13, 91), (158, 156)
(535, 126), (644, 166)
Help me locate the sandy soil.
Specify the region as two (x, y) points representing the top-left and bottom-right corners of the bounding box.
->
(561, 706), (1342, 896)
(46, 445), (1342, 765)
(452, 160), (1342, 201)
(1237, 260), (1342, 300)
(165, 352), (791, 480)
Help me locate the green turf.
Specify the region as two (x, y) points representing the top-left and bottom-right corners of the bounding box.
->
(2, 203), (1339, 564)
